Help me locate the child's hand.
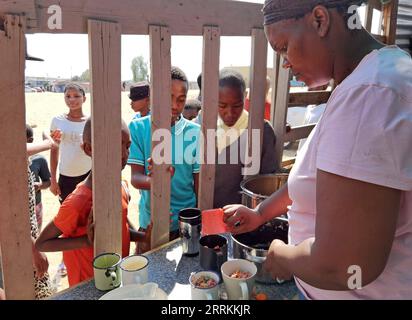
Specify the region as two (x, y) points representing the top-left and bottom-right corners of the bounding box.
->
(147, 157), (174, 177)
(42, 131), (59, 149)
(33, 181), (41, 192)
(86, 209), (95, 246)
(50, 129), (62, 145)
(33, 249), (49, 278)
(50, 179), (61, 196)
(143, 222), (153, 244)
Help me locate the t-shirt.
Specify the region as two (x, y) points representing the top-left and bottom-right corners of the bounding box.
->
(29, 154), (51, 204)
(244, 98), (271, 121)
(288, 46), (412, 299)
(133, 111), (151, 120)
(213, 121), (277, 208)
(50, 115), (92, 177)
(54, 182), (131, 287)
(127, 116), (200, 231)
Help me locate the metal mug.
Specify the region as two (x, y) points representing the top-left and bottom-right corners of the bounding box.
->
(199, 234), (228, 277)
(179, 208), (201, 256)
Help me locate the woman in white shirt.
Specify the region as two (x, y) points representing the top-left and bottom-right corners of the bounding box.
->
(224, 0), (412, 299)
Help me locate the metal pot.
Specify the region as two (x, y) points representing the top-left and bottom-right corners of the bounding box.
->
(231, 217), (289, 284)
(240, 174), (289, 209)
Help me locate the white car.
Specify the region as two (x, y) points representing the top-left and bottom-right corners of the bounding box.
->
(25, 86), (36, 92)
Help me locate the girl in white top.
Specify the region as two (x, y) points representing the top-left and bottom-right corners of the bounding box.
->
(50, 83), (91, 204)
(224, 0), (412, 299)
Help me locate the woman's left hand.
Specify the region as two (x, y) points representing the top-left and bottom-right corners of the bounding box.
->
(263, 239), (293, 282)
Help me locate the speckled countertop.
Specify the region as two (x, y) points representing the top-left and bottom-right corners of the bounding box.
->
(51, 236), (299, 300)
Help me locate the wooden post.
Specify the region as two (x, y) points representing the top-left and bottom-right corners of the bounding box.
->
(245, 28), (267, 178)
(149, 25), (172, 249)
(0, 15), (36, 300)
(198, 26), (220, 211)
(383, 0), (399, 45)
(273, 56), (291, 169)
(88, 20), (122, 256)
(270, 53), (280, 129)
(364, 3), (374, 32)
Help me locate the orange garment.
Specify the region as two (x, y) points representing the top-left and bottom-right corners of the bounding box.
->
(244, 98), (271, 121)
(53, 182), (131, 287)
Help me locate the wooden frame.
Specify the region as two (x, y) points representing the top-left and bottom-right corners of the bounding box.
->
(0, 0), (402, 300)
(2, 0), (263, 36)
(0, 15), (36, 300)
(88, 20), (122, 256)
(244, 28), (267, 178)
(198, 26), (220, 211)
(149, 25), (172, 249)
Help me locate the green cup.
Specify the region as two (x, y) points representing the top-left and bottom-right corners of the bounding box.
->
(93, 253), (122, 291)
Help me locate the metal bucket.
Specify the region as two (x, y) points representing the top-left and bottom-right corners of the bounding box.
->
(231, 217), (289, 284)
(240, 174), (289, 209)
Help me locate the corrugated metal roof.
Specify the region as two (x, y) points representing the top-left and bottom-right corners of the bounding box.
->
(397, 0), (412, 53)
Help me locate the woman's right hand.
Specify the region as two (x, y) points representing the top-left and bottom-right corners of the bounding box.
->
(223, 204), (264, 235)
(50, 179), (61, 196)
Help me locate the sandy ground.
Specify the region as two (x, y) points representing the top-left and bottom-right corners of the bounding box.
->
(26, 90), (200, 294)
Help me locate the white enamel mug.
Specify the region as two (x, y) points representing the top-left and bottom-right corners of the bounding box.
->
(120, 255), (149, 286)
(189, 271), (220, 300)
(221, 259), (257, 300)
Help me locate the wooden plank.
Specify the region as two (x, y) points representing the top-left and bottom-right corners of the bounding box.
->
(269, 53), (280, 128)
(198, 26), (220, 211)
(288, 90), (331, 107)
(284, 124), (316, 143)
(372, 33), (387, 43)
(273, 56), (291, 169)
(364, 3), (374, 32)
(245, 28), (267, 178)
(0, 15), (36, 300)
(3, 0), (264, 35)
(0, 0), (37, 30)
(383, 0), (399, 44)
(149, 25), (172, 249)
(88, 20), (122, 256)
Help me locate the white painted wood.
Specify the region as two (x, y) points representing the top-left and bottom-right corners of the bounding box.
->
(245, 28), (267, 178)
(273, 56), (291, 169)
(0, 15), (36, 300)
(198, 26), (220, 211)
(149, 25), (172, 249)
(88, 19), (122, 256)
(4, 0), (264, 36)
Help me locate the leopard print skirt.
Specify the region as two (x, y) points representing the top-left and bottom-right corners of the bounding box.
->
(28, 169), (53, 299)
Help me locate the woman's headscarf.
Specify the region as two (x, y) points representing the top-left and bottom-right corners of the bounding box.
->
(262, 0), (367, 25)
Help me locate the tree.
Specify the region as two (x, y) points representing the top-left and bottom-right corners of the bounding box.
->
(80, 69), (90, 82)
(131, 56), (148, 82)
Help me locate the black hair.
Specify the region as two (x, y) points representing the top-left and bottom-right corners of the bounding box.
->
(277, 1), (366, 28)
(219, 69), (246, 94)
(64, 83), (86, 96)
(26, 124), (33, 139)
(185, 99), (202, 111)
(171, 66), (188, 86)
(197, 73), (202, 90)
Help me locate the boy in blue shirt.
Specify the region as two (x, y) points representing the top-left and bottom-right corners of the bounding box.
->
(128, 67), (200, 253)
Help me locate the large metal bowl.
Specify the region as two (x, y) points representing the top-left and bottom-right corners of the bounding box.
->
(240, 174), (289, 209)
(231, 217), (289, 284)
